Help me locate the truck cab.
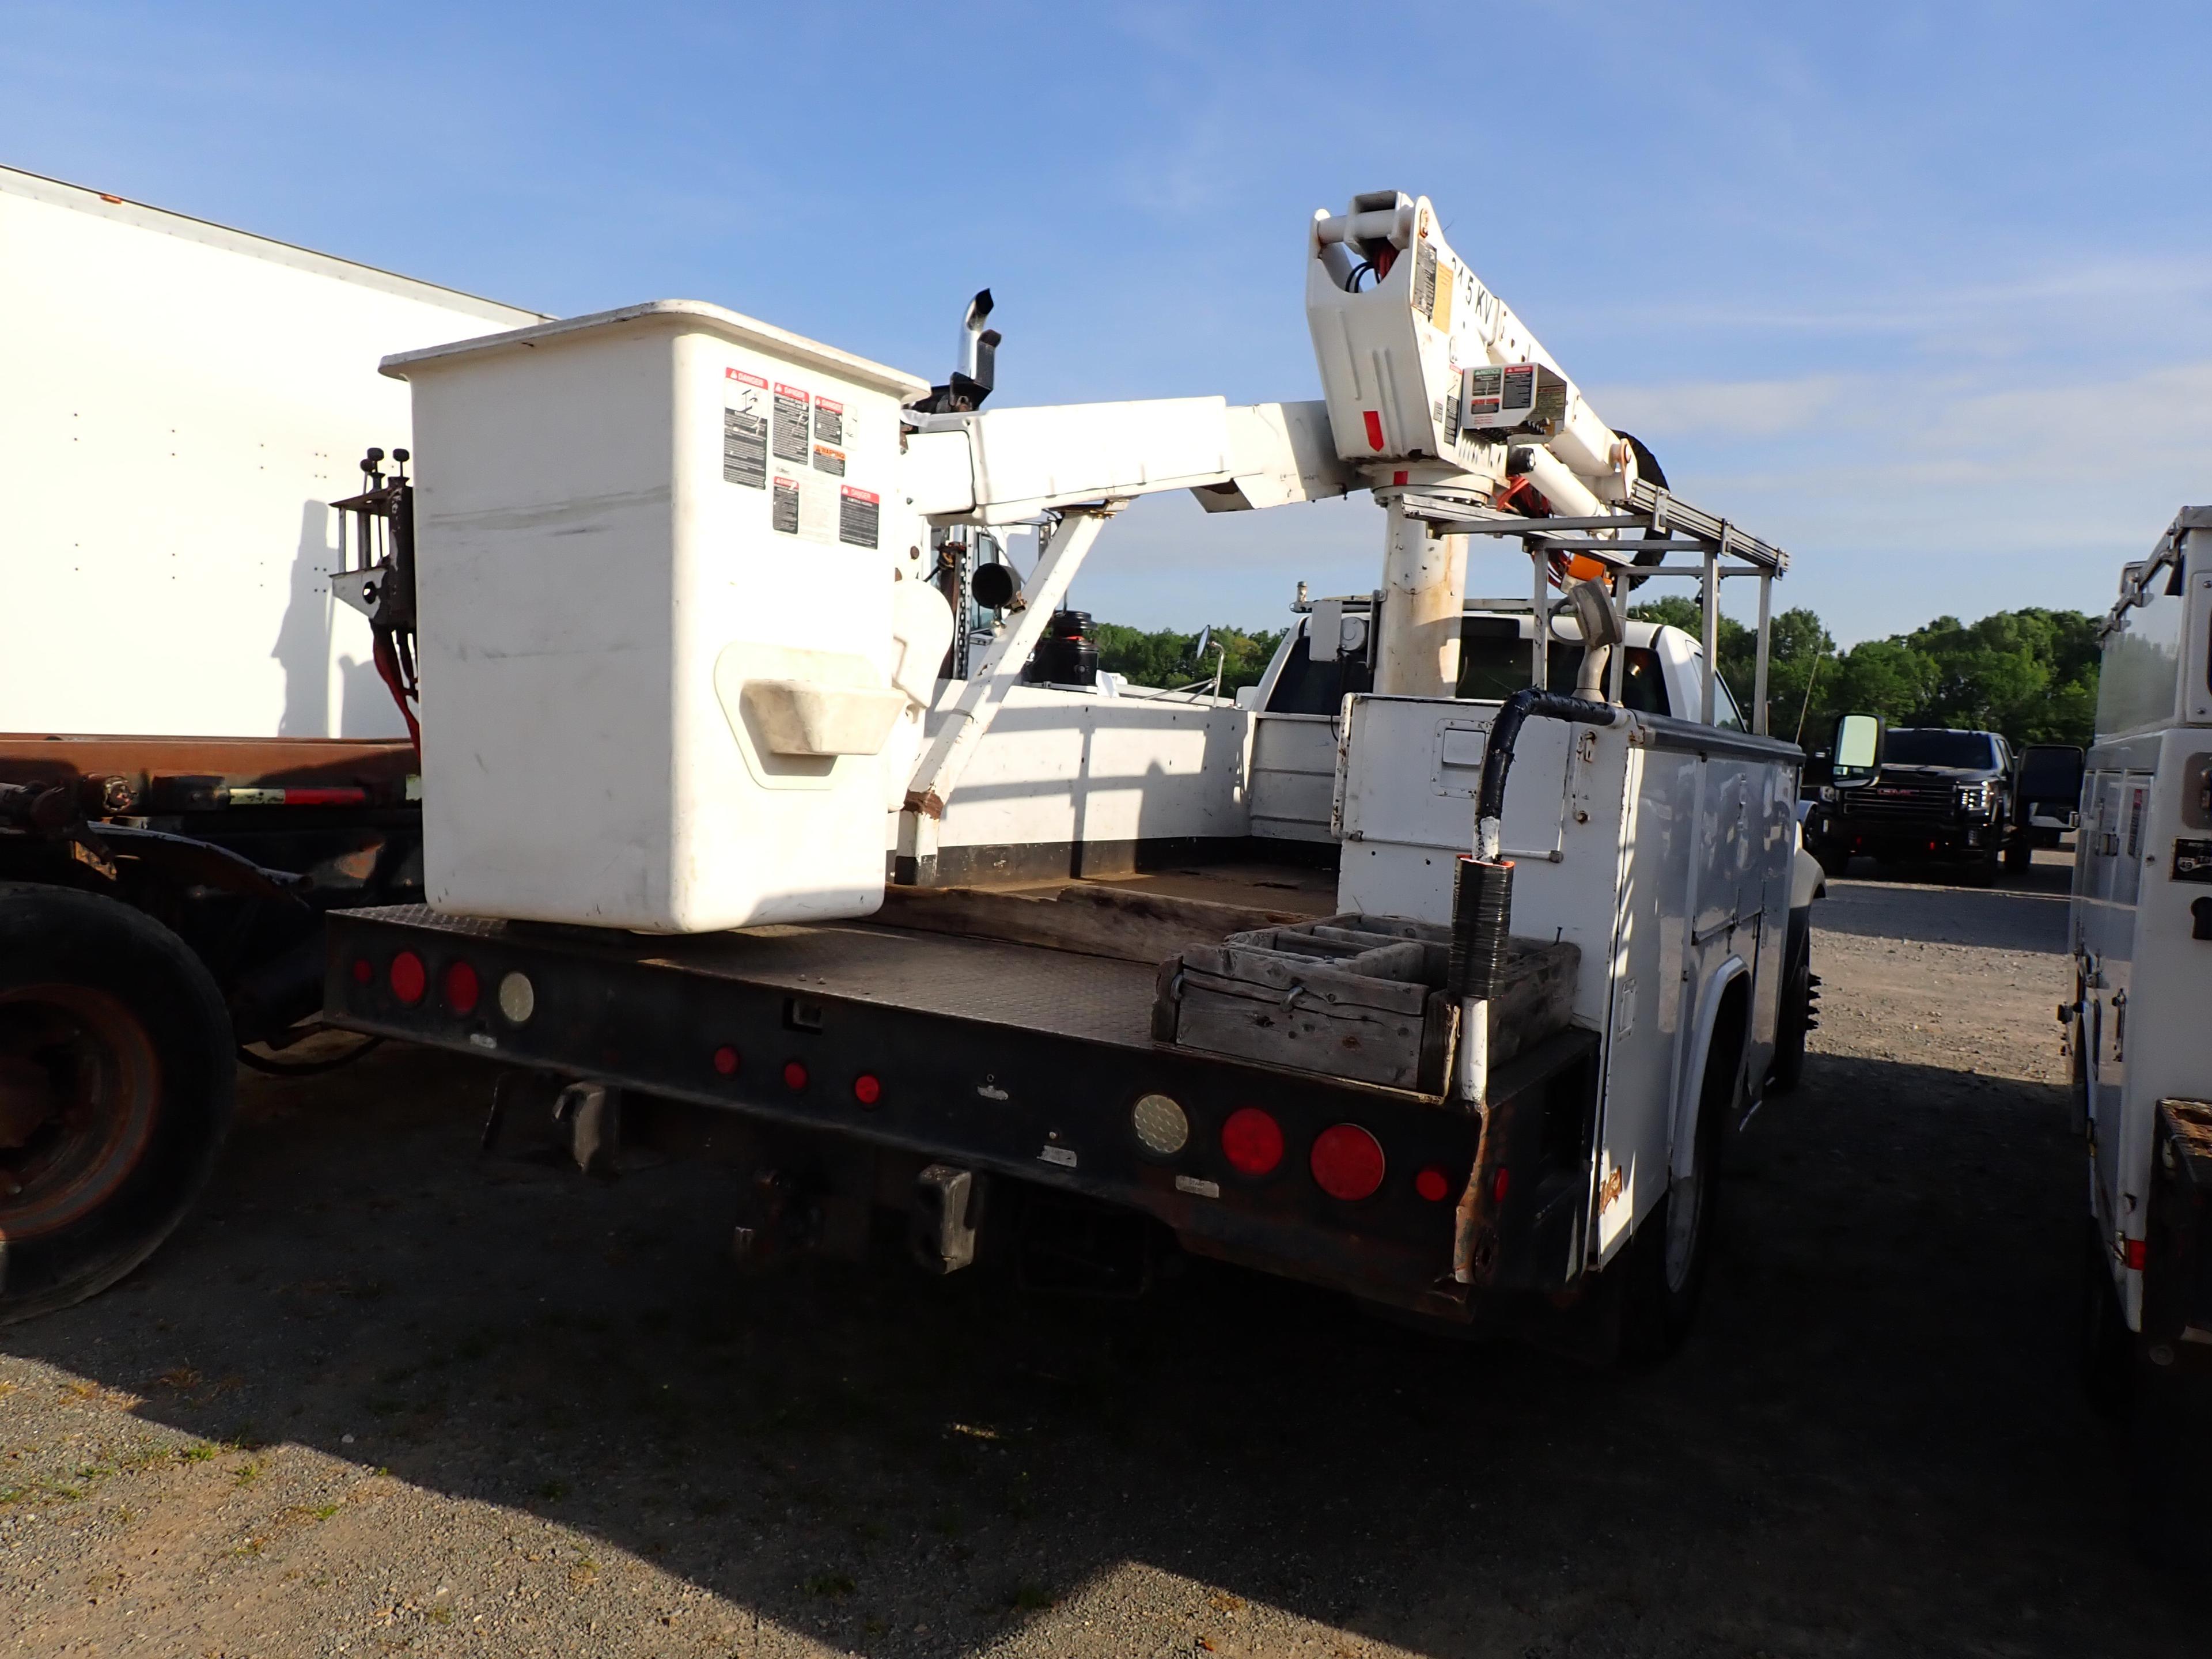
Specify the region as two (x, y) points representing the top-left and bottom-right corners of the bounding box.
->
(1241, 600), (1747, 850)
(1804, 725), (2020, 881)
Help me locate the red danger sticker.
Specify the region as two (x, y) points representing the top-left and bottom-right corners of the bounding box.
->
(774, 382), (809, 402)
(840, 486), (878, 504)
(814, 396), (843, 414)
(725, 369), (767, 388)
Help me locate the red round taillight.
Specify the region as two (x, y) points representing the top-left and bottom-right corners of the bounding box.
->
(713, 1045), (740, 1077)
(782, 1060), (808, 1092)
(853, 1073), (881, 1106)
(1220, 1107), (1284, 1176)
(1491, 1165), (1510, 1205)
(1310, 1124), (1385, 1202)
(443, 960), (480, 1015)
(1414, 1165), (1450, 1203)
(388, 950), (426, 1005)
(351, 957), (373, 984)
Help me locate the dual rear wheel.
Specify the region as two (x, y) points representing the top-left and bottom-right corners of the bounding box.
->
(0, 884), (234, 1324)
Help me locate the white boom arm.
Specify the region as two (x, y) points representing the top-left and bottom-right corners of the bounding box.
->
(903, 396), (1353, 525)
(891, 187), (1657, 873)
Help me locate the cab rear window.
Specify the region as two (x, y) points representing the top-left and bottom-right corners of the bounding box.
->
(1267, 616), (1668, 716)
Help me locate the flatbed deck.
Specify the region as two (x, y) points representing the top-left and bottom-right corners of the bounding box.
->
(322, 863), (1599, 1320)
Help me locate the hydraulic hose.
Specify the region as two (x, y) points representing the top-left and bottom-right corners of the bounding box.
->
(1450, 685), (1625, 1283)
(1472, 687), (1624, 862)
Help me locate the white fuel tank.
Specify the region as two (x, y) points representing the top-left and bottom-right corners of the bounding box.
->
(385, 300), (931, 931)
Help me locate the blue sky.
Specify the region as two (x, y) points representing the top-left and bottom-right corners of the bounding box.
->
(8, 2), (2211, 642)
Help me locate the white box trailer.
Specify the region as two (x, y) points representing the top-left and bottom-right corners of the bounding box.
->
(0, 164), (544, 740)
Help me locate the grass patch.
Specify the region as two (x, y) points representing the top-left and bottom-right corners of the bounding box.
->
(178, 1444), (217, 1464)
(233, 1462), (262, 1488)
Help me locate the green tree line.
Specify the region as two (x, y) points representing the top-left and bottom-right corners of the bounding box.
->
(1094, 603), (2103, 747)
(1094, 622), (1285, 694)
(1625, 597), (2101, 748)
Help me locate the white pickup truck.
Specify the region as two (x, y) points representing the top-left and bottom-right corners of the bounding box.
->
(2067, 504), (2212, 1566)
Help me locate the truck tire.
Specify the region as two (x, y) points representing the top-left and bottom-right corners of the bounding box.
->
(2127, 1362), (2212, 1571)
(1623, 1004), (1742, 1361)
(2080, 1216), (2131, 1419)
(1767, 912), (1815, 1094)
(0, 883), (235, 1324)
(2002, 834), (2032, 874)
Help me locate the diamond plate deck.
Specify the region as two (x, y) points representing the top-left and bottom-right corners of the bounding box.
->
(342, 906), (1161, 1050)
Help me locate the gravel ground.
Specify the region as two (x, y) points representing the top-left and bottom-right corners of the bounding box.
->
(1, 850), (2200, 1657)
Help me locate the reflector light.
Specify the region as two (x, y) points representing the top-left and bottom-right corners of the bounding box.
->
(783, 1060), (808, 1092)
(497, 971), (535, 1024)
(2125, 1236), (2147, 1271)
(443, 960), (480, 1016)
(1131, 1093), (1190, 1156)
(853, 1073), (881, 1106)
(713, 1045), (740, 1076)
(1220, 1107), (1284, 1176)
(1310, 1123), (1386, 1202)
(1491, 1165), (1511, 1205)
(1414, 1166), (1450, 1203)
(351, 957), (373, 984)
(388, 950), (426, 1005)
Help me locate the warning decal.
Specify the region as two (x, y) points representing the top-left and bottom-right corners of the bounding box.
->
(772, 384), (810, 464)
(725, 368), (768, 391)
(813, 397), (844, 445)
(771, 475), (801, 535)
(839, 486), (880, 549)
(1412, 241), (1438, 321)
(812, 444), (846, 478)
(722, 406), (767, 488)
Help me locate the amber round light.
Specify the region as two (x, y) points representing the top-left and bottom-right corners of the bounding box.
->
(1220, 1107), (1284, 1176)
(1132, 1092), (1190, 1156)
(497, 972), (535, 1024)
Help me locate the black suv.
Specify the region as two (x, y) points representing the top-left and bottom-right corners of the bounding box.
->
(1805, 726), (2020, 881)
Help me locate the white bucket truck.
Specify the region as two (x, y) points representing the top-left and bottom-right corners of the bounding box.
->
(319, 188), (1822, 1361)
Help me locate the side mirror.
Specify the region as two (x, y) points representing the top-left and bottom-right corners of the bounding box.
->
(1830, 712), (1885, 787)
(1191, 625), (1213, 665)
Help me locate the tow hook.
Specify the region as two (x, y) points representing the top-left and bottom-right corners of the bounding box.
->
(910, 1164), (984, 1275)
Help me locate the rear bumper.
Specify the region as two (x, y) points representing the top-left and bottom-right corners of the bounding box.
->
(320, 906), (1602, 1324)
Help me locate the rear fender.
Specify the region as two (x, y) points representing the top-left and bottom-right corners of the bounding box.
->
(1672, 955), (1749, 1183)
(1790, 844), (1826, 911)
